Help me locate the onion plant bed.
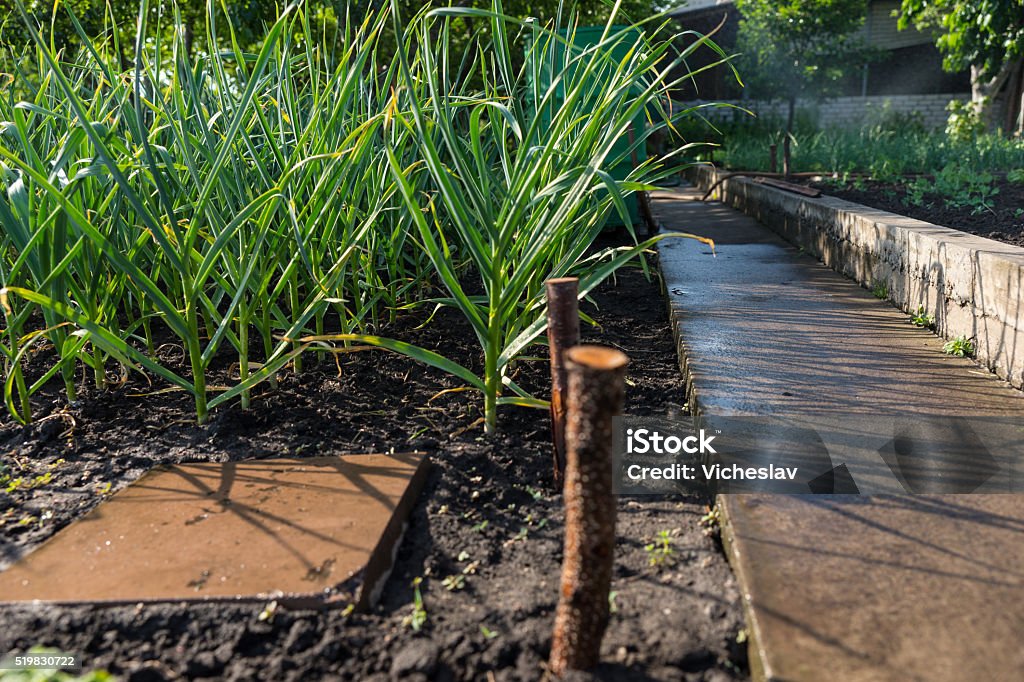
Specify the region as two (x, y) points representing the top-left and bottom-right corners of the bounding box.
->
(805, 177), (1024, 247)
(0, 263), (747, 681)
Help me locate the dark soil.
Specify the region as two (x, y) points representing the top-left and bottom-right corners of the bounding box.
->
(0, 255), (747, 681)
(808, 178), (1024, 246)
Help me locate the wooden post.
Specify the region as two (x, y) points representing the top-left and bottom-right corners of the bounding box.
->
(782, 137), (792, 178)
(549, 345), (628, 676)
(546, 278), (580, 484)
(769, 144), (778, 174)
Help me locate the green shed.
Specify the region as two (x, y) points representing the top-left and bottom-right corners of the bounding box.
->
(526, 23), (648, 227)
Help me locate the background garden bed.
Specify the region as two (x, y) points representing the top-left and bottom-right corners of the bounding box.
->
(0, 258), (747, 681)
(804, 175), (1024, 247)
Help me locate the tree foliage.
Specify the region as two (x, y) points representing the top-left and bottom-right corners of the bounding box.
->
(1, 0), (674, 56)
(734, 0), (870, 108)
(898, 0), (1024, 81)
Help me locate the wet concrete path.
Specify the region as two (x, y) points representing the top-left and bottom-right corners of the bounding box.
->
(653, 186), (1024, 681)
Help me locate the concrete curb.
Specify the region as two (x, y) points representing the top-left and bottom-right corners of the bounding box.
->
(690, 165), (1024, 390)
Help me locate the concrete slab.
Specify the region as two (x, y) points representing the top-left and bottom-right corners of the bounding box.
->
(654, 187), (1024, 681)
(0, 453), (429, 610)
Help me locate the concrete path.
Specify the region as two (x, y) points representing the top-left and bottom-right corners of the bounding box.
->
(653, 186), (1024, 682)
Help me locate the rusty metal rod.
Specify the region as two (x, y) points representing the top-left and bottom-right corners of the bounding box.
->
(546, 278), (580, 485)
(549, 345), (628, 676)
(700, 171), (825, 202)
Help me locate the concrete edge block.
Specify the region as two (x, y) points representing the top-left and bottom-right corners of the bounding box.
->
(688, 165), (1024, 389)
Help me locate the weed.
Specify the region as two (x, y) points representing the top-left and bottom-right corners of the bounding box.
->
(524, 486), (544, 501)
(442, 574), (465, 591)
(871, 282), (888, 300)
(943, 336), (974, 357)
(503, 527), (529, 546)
(257, 600), (278, 623)
(609, 591), (620, 614)
(910, 306), (935, 329)
(403, 577), (427, 632)
(700, 506), (721, 537)
(644, 529), (675, 567)
(479, 625), (499, 640)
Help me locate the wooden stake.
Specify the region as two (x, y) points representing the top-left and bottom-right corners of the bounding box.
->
(769, 143), (778, 174)
(549, 345), (628, 676)
(546, 278), (580, 485)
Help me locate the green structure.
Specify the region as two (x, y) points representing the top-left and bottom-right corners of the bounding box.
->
(527, 23), (647, 227)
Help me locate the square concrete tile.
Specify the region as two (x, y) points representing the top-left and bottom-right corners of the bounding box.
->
(0, 453), (429, 609)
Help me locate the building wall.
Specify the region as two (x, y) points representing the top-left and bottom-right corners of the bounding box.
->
(668, 0), (971, 122)
(688, 93), (968, 129)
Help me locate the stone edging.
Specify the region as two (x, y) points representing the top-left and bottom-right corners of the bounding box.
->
(690, 165), (1024, 390)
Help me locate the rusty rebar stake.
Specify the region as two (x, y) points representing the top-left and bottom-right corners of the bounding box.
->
(549, 345), (628, 676)
(546, 278), (580, 485)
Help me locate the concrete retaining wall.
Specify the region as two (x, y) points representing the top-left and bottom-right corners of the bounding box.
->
(690, 165), (1024, 389)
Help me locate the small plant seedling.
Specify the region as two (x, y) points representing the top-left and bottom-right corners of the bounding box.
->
(871, 281), (888, 300)
(480, 625), (499, 640)
(609, 590), (619, 614)
(943, 336), (974, 357)
(257, 600), (279, 623)
(644, 529), (675, 567)
(442, 574), (465, 591)
(524, 485), (544, 501)
(910, 306), (935, 329)
(403, 577), (427, 631)
(508, 527), (528, 543)
(700, 506), (721, 537)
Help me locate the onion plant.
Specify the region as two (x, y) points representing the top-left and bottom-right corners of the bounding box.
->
(1, 0), (730, 433)
(307, 1), (726, 434)
(0, 0), (406, 423)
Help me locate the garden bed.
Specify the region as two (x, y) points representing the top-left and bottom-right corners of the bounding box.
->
(805, 176), (1024, 247)
(0, 257), (747, 681)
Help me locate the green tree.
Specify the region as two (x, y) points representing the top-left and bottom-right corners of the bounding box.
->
(898, 0), (1024, 133)
(734, 0), (870, 165)
(2, 0), (283, 70)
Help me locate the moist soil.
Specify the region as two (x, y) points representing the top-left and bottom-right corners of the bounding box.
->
(807, 178), (1024, 247)
(0, 251), (747, 681)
